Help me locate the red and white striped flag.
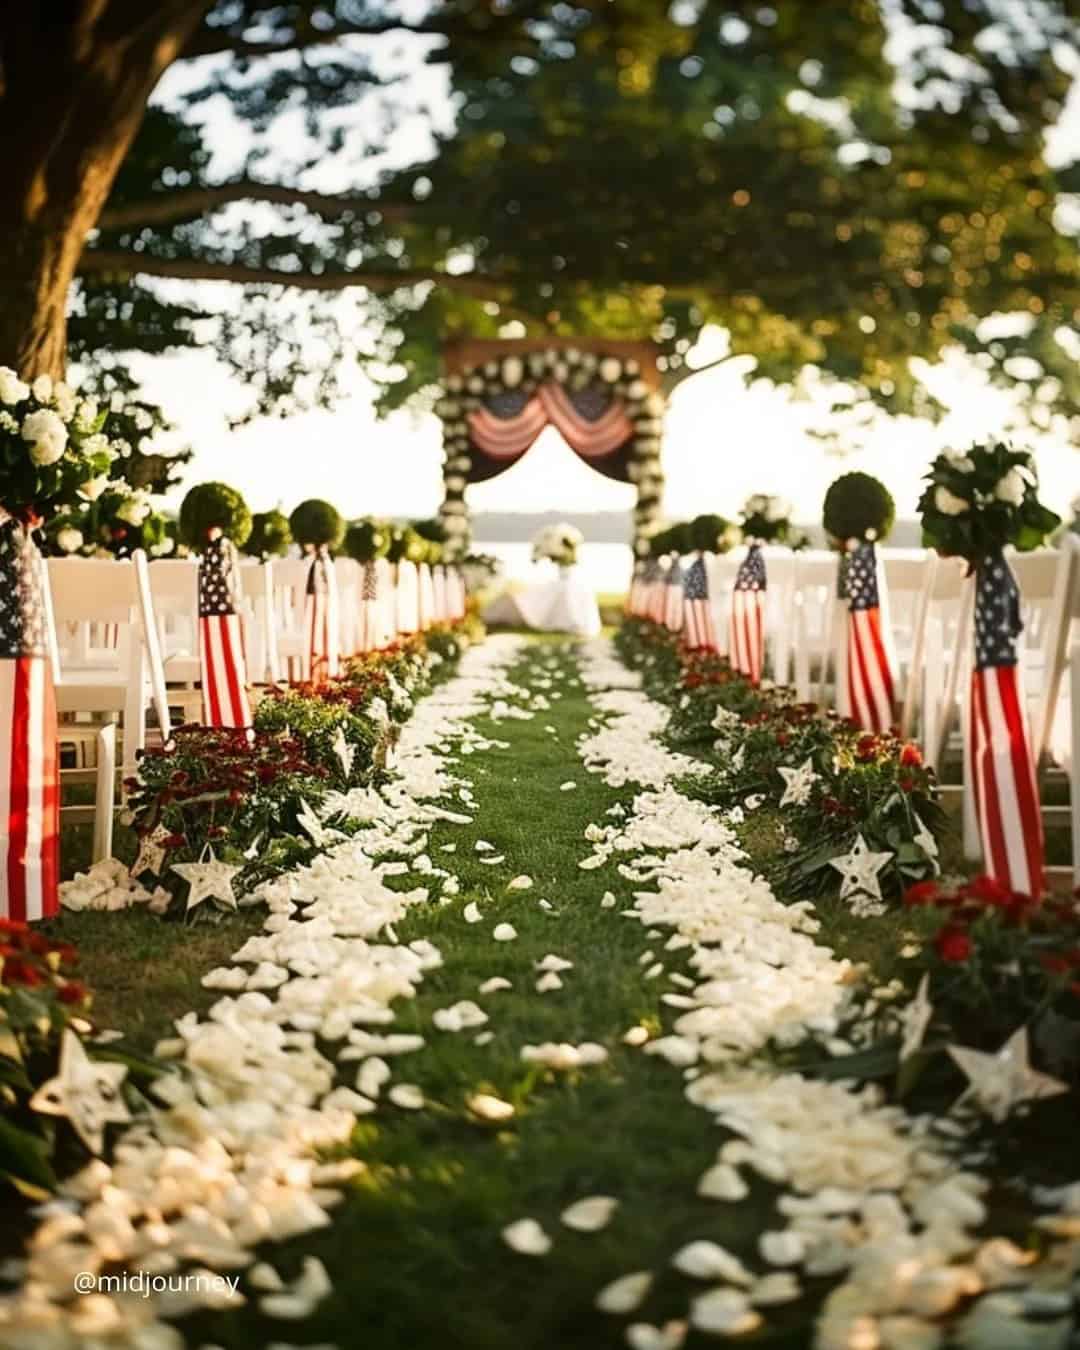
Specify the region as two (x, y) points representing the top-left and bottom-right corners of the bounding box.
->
(683, 555), (719, 651)
(627, 563), (646, 618)
(302, 547), (340, 683)
(664, 557), (685, 633)
(0, 519), (59, 921)
(357, 560), (379, 654)
(969, 552), (1044, 896)
(730, 543), (766, 684)
(845, 542), (895, 732)
(198, 533), (251, 727)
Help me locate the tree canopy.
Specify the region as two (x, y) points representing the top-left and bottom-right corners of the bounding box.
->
(17, 1), (1080, 432)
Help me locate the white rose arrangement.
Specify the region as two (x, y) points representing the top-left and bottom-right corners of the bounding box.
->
(532, 522), (584, 568)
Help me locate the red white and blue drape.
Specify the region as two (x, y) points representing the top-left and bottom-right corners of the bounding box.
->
(664, 557), (685, 633)
(468, 383), (633, 472)
(969, 551), (1044, 897)
(730, 544), (766, 685)
(198, 534), (251, 727)
(0, 518), (58, 921)
(845, 541), (895, 733)
(683, 555), (719, 652)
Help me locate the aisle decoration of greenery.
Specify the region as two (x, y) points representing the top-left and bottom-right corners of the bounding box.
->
(740, 492), (793, 545)
(289, 497), (345, 551)
(43, 484), (171, 558)
(343, 517), (389, 563)
(823, 471), (896, 545)
(243, 508), (292, 560)
(179, 481), (252, 549)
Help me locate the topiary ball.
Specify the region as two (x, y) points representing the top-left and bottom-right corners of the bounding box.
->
(688, 513), (737, 554)
(343, 518), (389, 563)
(289, 498), (344, 549)
(823, 472), (895, 544)
(179, 482), (252, 548)
(245, 509), (292, 559)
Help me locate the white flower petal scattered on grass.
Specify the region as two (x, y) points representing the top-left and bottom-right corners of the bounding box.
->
(507, 875), (533, 891)
(493, 923), (518, 942)
(475, 840), (495, 852)
(625, 1322), (688, 1350)
(601, 891), (617, 908)
(356, 1057), (391, 1099)
(536, 972), (563, 993)
(595, 1271), (654, 1314)
(559, 781), (578, 791)
(672, 1240), (754, 1285)
(388, 1084), (425, 1110)
(759, 1230), (805, 1266)
(690, 1289), (761, 1337)
(623, 1026), (649, 1047)
(480, 854), (507, 865)
(561, 1196), (618, 1232)
(474, 1031), (495, 1047)
(502, 1218), (552, 1255)
(535, 954), (574, 972)
(479, 976), (512, 994)
(433, 1001), (488, 1032)
(467, 1092), (515, 1123)
(697, 1163), (748, 1202)
(463, 901), (483, 923)
(520, 1042), (609, 1071)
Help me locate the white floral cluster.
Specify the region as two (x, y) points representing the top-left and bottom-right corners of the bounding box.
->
(932, 447), (1036, 517)
(574, 638), (1080, 1349)
(531, 522), (585, 568)
(59, 858), (170, 912)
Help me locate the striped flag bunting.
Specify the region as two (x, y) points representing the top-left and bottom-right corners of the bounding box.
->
(683, 555), (719, 651)
(357, 560), (380, 654)
(198, 534), (252, 727)
(627, 563), (647, 618)
(467, 382), (632, 463)
(969, 551), (1044, 897)
(845, 541), (895, 733)
(646, 559), (666, 624)
(730, 543), (766, 685)
(0, 518), (59, 922)
(418, 563), (437, 631)
(664, 557), (685, 633)
(302, 547), (341, 683)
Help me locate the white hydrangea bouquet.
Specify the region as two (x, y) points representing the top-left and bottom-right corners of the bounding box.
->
(0, 368), (127, 523)
(531, 522), (584, 568)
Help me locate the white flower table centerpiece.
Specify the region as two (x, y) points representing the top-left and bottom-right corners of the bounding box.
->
(484, 522), (600, 636)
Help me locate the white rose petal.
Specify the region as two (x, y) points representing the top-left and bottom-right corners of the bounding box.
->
(596, 1271), (653, 1314)
(690, 1289), (761, 1337)
(561, 1196), (617, 1232)
(493, 923), (518, 942)
(934, 484), (970, 516)
(502, 1218), (551, 1256)
(507, 875), (533, 891)
(479, 976), (512, 994)
(467, 1092), (514, 1122)
(388, 1084), (424, 1110)
(463, 902), (483, 924)
(536, 972), (563, 992)
(672, 1240), (753, 1285)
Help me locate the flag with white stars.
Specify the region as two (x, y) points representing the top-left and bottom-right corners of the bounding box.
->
(197, 534), (251, 727)
(357, 560), (380, 654)
(969, 550), (1043, 896)
(683, 555), (719, 651)
(0, 516), (59, 921)
(844, 541), (895, 732)
(303, 546), (341, 682)
(730, 543), (767, 684)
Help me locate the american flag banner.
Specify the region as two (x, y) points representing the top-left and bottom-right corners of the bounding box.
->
(467, 382), (632, 464)
(0, 519), (59, 922)
(302, 547), (341, 683)
(645, 560), (666, 624)
(627, 563), (646, 618)
(198, 534), (252, 727)
(683, 555), (719, 651)
(730, 544), (767, 684)
(664, 557), (685, 632)
(845, 541), (895, 733)
(968, 551), (1044, 897)
(357, 560), (379, 654)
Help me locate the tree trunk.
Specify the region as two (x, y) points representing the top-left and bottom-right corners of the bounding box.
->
(0, 2), (209, 379)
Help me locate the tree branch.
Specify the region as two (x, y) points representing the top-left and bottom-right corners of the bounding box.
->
(77, 248), (507, 299)
(181, 18), (449, 60)
(98, 182), (414, 229)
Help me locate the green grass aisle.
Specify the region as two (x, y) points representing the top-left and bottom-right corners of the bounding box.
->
(187, 638), (788, 1350)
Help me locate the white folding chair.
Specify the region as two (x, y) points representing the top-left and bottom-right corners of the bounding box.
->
(705, 552), (739, 658)
(880, 550), (937, 739)
(784, 552), (838, 704)
(920, 556), (974, 772)
(1035, 538), (1079, 883)
(238, 560), (281, 684)
(763, 549), (797, 685)
(272, 557), (314, 679)
(145, 558), (200, 684)
(335, 556), (361, 657)
(1008, 547), (1076, 764)
(43, 553), (171, 826)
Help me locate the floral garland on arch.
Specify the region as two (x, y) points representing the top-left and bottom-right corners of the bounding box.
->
(435, 347), (666, 556)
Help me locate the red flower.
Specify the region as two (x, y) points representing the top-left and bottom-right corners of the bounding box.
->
(855, 735), (878, 761)
(898, 776), (915, 793)
(935, 927), (972, 963)
(57, 980), (88, 1004)
(1, 958), (45, 986)
(963, 875), (1010, 906)
(775, 732), (790, 747)
(899, 743), (923, 768)
(904, 880), (941, 907)
(162, 833), (186, 849)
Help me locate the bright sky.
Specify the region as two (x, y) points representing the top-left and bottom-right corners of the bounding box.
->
(141, 19), (1079, 530)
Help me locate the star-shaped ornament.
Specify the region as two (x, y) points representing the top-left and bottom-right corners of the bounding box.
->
(912, 813), (940, 873)
(899, 974), (933, 1062)
(332, 726), (355, 780)
(29, 1029), (131, 1154)
(828, 834), (893, 912)
(777, 757), (819, 808)
(948, 1027), (1068, 1123)
(171, 847), (241, 913)
(130, 823), (172, 879)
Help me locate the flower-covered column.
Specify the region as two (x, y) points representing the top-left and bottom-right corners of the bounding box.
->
(197, 529), (251, 727)
(0, 513), (59, 921)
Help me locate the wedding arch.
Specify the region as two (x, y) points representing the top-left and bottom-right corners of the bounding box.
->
(435, 338), (665, 556)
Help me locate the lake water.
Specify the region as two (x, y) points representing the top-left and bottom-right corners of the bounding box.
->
(480, 541), (633, 595)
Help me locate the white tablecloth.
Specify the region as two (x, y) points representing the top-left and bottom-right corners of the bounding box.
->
(483, 568), (601, 637)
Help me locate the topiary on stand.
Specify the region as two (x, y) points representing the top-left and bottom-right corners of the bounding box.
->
(289, 499), (344, 554)
(343, 518), (389, 565)
(823, 472), (895, 548)
(244, 509), (291, 560)
(179, 482), (252, 551)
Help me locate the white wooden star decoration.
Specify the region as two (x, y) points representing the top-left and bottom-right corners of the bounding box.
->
(912, 813), (940, 873)
(332, 725), (355, 779)
(777, 757), (819, 808)
(899, 974), (933, 1062)
(29, 1029), (131, 1154)
(828, 833), (893, 916)
(130, 823), (171, 879)
(171, 847), (241, 913)
(948, 1027), (1068, 1123)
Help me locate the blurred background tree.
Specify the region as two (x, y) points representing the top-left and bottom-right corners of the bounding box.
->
(1, 1), (1076, 436)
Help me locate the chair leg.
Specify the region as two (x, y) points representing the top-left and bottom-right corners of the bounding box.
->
(93, 724), (116, 863)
